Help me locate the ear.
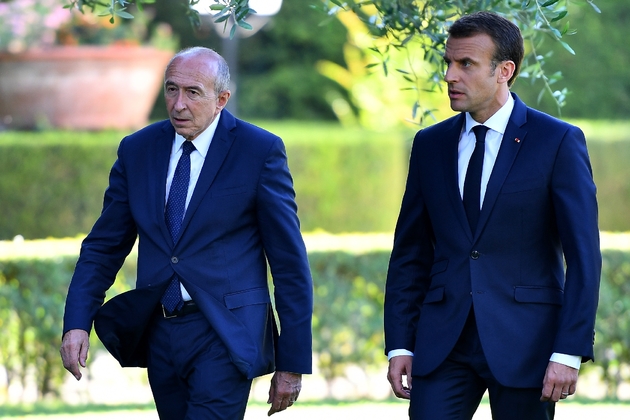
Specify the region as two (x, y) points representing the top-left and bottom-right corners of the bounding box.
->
(497, 60), (516, 85)
(217, 90), (231, 110)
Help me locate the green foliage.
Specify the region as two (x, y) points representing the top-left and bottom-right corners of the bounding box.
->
(0, 132), (118, 240)
(585, 140), (630, 232)
(315, 9), (453, 129)
(317, 0), (600, 121)
(67, 0), (151, 23)
(513, 0), (630, 119)
(261, 121), (410, 233)
(573, 119), (630, 231)
(146, 0), (349, 122)
(68, 0), (608, 125)
(2, 121), (630, 238)
(124, 0), (628, 123)
(310, 251), (389, 383)
(67, 1), (258, 30)
(2, 235), (630, 400)
(59, 3), (178, 50)
(0, 259), (71, 398)
(0, 124), (409, 240)
(0, 245), (136, 399)
(592, 250), (630, 399)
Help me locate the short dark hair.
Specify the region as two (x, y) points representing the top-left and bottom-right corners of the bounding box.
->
(448, 11), (524, 87)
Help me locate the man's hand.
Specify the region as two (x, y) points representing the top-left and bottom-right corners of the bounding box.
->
(60, 329), (90, 381)
(267, 371), (302, 416)
(540, 361), (579, 402)
(387, 355), (413, 400)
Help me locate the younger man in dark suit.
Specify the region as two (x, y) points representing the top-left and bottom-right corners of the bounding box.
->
(384, 11), (600, 420)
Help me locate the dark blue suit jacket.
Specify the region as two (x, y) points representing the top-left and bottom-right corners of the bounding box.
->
(63, 110), (313, 379)
(384, 94), (601, 387)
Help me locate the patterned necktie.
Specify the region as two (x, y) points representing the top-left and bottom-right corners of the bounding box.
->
(161, 140), (195, 313)
(463, 125), (488, 235)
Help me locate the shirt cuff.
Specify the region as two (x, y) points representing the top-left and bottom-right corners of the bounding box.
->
(387, 349), (414, 361)
(549, 353), (581, 370)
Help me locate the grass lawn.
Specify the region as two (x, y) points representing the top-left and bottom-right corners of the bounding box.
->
(2, 399), (630, 420)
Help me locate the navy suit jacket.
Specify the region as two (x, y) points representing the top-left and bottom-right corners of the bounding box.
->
(384, 94), (601, 388)
(63, 110), (313, 379)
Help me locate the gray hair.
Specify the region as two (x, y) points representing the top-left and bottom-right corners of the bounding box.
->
(167, 47), (231, 96)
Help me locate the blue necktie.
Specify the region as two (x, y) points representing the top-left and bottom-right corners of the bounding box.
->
(161, 140), (195, 313)
(463, 125), (488, 235)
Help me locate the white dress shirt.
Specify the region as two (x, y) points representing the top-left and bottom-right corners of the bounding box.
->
(165, 114), (221, 301)
(389, 95), (581, 370)
(457, 95), (514, 204)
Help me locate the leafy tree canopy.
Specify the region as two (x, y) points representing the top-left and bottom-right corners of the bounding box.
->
(66, 0), (601, 122)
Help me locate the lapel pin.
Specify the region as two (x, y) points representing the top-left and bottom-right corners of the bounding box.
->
(514, 138), (521, 143)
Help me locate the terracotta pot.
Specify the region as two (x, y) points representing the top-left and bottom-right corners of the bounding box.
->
(0, 45), (173, 130)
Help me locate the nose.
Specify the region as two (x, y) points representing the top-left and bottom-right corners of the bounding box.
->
(173, 91), (187, 112)
(444, 65), (457, 84)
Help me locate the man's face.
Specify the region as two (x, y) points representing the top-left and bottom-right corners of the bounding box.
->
(164, 54), (230, 140)
(443, 33), (506, 123)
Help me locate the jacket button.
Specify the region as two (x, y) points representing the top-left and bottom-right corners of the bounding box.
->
(171, 256), (179, 264)
(470, 251), (480, 260)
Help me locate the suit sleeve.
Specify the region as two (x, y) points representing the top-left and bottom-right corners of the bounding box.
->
(550, 125), (601, 361)
(384, 133), (435, 354)
(256, 138), (313, 374)
(62, 138), (138, 335)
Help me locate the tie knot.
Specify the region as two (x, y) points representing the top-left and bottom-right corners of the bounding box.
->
(182, 141), (196, 156)
(472, 125), (489, 143)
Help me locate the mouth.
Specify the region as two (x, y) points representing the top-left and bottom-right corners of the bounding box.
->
(448, 89), (464, 100)
(171, 115), (190, 125)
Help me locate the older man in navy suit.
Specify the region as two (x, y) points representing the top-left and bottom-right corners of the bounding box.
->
(60, 47), (313, 419)
(384, 12), (600, 420)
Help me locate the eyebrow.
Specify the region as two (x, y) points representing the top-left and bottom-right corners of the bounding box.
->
(443, 54), (476, 64)
(165, 80), (203, 91)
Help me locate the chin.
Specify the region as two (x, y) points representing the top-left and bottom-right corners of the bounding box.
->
(174, 129), (191, 138)
(449, 101), (464, 113)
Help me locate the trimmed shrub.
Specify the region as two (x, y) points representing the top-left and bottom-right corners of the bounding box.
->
(0, 124), (410, 240)
(1, 120), (629, 238)
(0, 238), (136, 399)
(592, 247), (630, 398)
(0, 133), (117, 240)
(585, 141), (630, 232)
(1, 233), (629, 400)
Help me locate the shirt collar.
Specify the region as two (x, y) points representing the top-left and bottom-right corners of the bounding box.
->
(464, 93), (514, 136)
(173, 112), (221, 158)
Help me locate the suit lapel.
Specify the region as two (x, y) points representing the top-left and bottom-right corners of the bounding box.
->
(476, 94), (528, 237)
(441, 114), (473, 240)
(152, 122), (176, 245)
(178, 110), (236, 239)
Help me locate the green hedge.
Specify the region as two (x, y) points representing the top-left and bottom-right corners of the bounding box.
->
(0, 238), (137, 399)
(0, 132), (119, 240)
(1, 120), (630, 240)
(593, 242), (630, 398)
(0, 257), (70, 398)
(261, 122), (409, 234)
(1, 233), (629, 400)
(583, 145), (630, 232)
(0, 123), (409, 240)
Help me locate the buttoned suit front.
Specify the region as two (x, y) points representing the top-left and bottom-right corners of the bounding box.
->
(62, 110), (313, 392)
(384, 93), (601, 389)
